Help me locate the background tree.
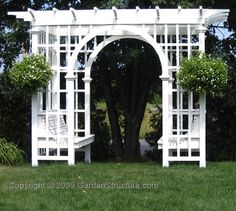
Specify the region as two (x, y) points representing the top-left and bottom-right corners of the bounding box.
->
(205, 1), (236, 160)
(92, 39), (161, 160)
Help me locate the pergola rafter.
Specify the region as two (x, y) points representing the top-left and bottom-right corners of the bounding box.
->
(8, 7), (229, 167)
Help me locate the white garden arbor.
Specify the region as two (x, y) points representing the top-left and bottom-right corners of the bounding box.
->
(9, 7), (229, 167)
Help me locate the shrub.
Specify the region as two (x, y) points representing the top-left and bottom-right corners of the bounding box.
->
(145, 109), (162, 161)
(0, 138), (25, 165)
(91, 108), (112, 161)
(9, 54), (53, 96)
(177, 53), (228, 96)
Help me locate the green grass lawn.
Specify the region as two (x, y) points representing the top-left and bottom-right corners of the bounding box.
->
(1, 162), (236, 210)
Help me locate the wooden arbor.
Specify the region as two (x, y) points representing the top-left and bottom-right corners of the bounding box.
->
(9, 7), (229, 167)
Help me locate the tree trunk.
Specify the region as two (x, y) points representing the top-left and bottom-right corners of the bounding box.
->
(97, 40), (156, 161)
(100, 68), (123, 159)
(123, 65), (152, 160)
(124, 117), (141, 160)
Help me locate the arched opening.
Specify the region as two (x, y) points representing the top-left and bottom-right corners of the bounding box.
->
(80, 37), (162, 160)
(68, 26), (168, 77)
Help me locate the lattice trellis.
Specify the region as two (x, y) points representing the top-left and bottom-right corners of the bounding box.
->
(9, 7), (229, 166)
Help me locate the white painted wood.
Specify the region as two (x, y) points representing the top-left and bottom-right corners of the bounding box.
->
(8, 9), (229, 26)
(83, 77), (92, 163)
(69, 25), (168, 78)
(9, 8), (229, 167)
(198, 25), (207, 168)
(168, 157), (200, 162)
(31, 95), (38, 166)
(31, 32), (39, 167)
(158, 115), (200, 149)
(160, 77), (170, 167)
(199, 94), (206, 167)
(65, 74), (76, 165)
(37, 156), (68, 161)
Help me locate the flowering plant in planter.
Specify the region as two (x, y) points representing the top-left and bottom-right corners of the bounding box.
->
(177, 53), (228, 96)
(10, 54), (53, 96)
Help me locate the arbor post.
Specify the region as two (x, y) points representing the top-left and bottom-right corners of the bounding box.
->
(65, 73), (77, 165)
(160, 75), (170, 167)
(83, 77), (92, 163)
(198, 25), (207, 168)
(199, 94), (206, 167)
(31, 95), (38, 166)
(31, 32), (39, 167)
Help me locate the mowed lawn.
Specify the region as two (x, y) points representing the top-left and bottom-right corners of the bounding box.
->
(1, 162), (236, 210)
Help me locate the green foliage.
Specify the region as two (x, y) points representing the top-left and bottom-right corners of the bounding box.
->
(151, 0), (201, 8)
(91, 107), (112, 161)
(145, 110), (162, 161)
(206, 53), (236, 161)
(0, 138), (24, 165)
(101, 0), (128, 8)
(0, 71), (31, 159)
(9, 55), (53, 96)
(178, 53), (228, 96)
(150, 93), (162, 109)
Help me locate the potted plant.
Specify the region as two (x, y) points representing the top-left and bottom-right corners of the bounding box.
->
(9, 54), (53, 96)
(177, 53), (228, 96)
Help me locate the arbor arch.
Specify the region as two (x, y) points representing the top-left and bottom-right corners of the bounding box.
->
(68, 26), (168, 78)
(9, 7), (229, 167)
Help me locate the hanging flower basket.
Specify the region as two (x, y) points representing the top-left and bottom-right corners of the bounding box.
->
(10, 54), (53, 96)
(177, 53), (228, 96)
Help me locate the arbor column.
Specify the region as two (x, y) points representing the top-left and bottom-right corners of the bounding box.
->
(31, 95), (38, 166)
(160, 75), (170, 167)
(65, 73), (76, 165)
(198, 25), (207, 168)
(31, 32), (38, 167)
(83, 77), (92, 163)
(199, 94), (206, 167)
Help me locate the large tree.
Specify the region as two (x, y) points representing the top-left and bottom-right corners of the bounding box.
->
(92, 39), (161, 160)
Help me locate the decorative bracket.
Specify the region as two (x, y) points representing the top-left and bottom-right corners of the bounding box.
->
(112, 6), (118, 20)
(70, 7), (77, 21)
(93, 7), (98, 13)
(83, 77), (93, 83)
(65, 72), (77, 80)
(53, 8), (58, 14)
(196, 25), (207, 33)
(178, 6), (181, 13)
(28, 8), (35, 21)
(199, 6), (203, 17)
(156, 6), (160, 20)
(160, 74), (170, 81)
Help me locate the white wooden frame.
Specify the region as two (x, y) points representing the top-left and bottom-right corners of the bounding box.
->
(9, 7), (229, 167)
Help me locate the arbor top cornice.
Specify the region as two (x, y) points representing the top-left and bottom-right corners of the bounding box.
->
(8, 7), (229, 26)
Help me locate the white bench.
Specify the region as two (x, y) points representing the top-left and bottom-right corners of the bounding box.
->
(37, 114), (94, 158)
(158, 116), (200, 150)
